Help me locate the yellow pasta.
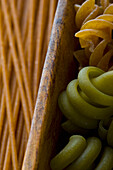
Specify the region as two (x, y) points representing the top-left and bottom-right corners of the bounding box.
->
(74, 0), (113, 71)
(75, 0), (95, 29)
(101, 0), (109, 9)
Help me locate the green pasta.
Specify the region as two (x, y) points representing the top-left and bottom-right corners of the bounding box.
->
(53, 66), (113, 169)
(62, 120), (90, 135)
(66, 137), (102, 170)
(51, 135), (113, 170)
(107, 120), (113, 147)
(97, 117), (113, 147)
(95, 147), (113, 170)
(58, 91), (98, 129)
(50, 135), (86, 170)
(98, 120), (108, 140)
(78, 67), (113, 106)
(59, 66), (113, 131)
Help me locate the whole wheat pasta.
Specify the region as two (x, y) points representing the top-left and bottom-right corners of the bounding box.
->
(41, 28), (48, 76)
(0, 52), (12, 140)
(0, 20), (9, 107)
(0, 8), (18, 170)
(0, 90), (20, 169)
(17, 0), (33, 163)
(8, 0), (34, 117)
(17, 0), (39, 164)
(0, 5), (10, 104)
(10, 73), (17, 106)
(0, 43), (14, 139)
(17, 1), (35, 165)
(0, 0), (59, 169)
(36, 4), (49, 93)
(18, 126), (27, 169)
(1, 0), (30, 168)
(2, 93), (21, 170)
(0, 118), (7, 169)
(1, 6), (29, 154)
(0, 2), (29, 169)
(16, 110), (24, 154)
(41, 0), (58, 80)
(17, 0), (24, 22)
(1, 0), (31, 134)
(3, 139), (12, 170)
(0, 58), (2, 104)
(13, 1), (31, 167)
(27, 0), (37, 83)
(18, 0), (39, 165)
(33, 0), (50, 102)
(20, 0), (29, 44)
(17, 1), (37, 164)
(47, 0), (58, 44)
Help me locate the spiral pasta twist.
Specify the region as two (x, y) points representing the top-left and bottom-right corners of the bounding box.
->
(98, 117), (113, 147)
(50, 135), (113, 170)
(58, 67), (113, 130)
(75, 1), (112, 47)
(74, 0), (113, 71)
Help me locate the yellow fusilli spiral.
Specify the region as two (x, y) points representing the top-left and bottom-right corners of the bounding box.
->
(75, 0), (112, 48)
(74, 0), (113, 71)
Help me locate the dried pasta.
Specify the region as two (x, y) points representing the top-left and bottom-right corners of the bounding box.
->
(0, 0), (58, 169)
(51, 135), (113, 170)
(74, 0), (113, 71)
(51, 135), (87, 170)
(59, 67), (113, 130)
(55, 66), (113, 170)
(0, 9), (18, 169)
(98, 117), (113, 147)
(50, 0), (113, 170)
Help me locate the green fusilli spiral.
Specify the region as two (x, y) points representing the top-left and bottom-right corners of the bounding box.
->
(50, 135), (113, 170)
(58, 67), (113, 131)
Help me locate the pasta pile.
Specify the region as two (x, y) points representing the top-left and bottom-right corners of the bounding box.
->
(51, 66), (113, 170)
(51, 135), (113, 170)
(74, 0), (113, 71)
(59, 66), (113, 129)
(51, 0), (113, 169)
(0, 0), (58, 169)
